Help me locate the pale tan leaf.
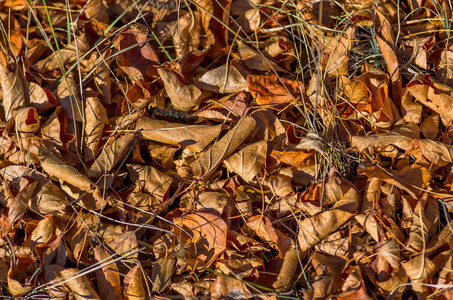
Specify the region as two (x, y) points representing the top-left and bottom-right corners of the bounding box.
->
(84, 97), (107, 162)
(60, 268), (102, 300)
(30, 214), (53, 245)
(56, 77), (83, 121)
(298, 209), (353, 252)
(15, 107), (40, 133)
(0, 66), (26, 120)
(87, 133), (136, 178)
(195, 64), (248, 94)
(40, 150), (94, 193)
(137, 117), (223, 152)
(33, 36), (89, 73)
(210, 276), (251, 299)
(223, 140), (266, 181)
(127, 164), (172, 200)
(401, 255), (436, 299)
(245, 215), (292, 257)
(123, 265), (146, 300)
(94, 246), (124, 300)
(173, 212), (227, 268)
(152, 257), (176, 292)
(158, 67), (203, 111)
(100, 226), (138, 259)
(407, 74), (453, 120)
(190, 115), (256, 178)
(237, 40), (287, 72)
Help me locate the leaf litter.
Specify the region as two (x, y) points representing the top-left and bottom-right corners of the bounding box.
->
(2, 0), (453, 299)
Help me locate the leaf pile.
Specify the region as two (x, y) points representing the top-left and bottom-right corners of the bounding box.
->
(2, 0), (453, 299)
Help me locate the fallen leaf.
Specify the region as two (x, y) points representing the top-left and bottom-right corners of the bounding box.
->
(190, 115), (256, 178)
(195, 64), (248, 94)
(224, 140), (267, 181)
(137, 117), (224, 152)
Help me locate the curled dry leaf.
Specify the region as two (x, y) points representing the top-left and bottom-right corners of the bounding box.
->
(39, 149), (94, 193)
(223, 140), (267, 181)
(41, 106), (74, 147)
(56, 77), (83, 122)
(407, 74), (453, 121)
(158, 67), (203, 111)
(32, 36), (89, 73)
(173, 212), (227, 268)
(166, 11), (202, 58)
(237, 40), (287, 73)
(320, 27), (355, 76)
(29, 82), (57, 114)
(127, 164), (172, 200)
(93, 246), (124, 300)
(195, 64), (248, 94)
(245, 215), (292, 257)
(15, 107), (39, 133)
(60, 268), (101, 300)
(0, 66), (26, 121)
(247, 74), (303, 106)
(123, 265), (146, 300)
(350, 123), (419, 153)
(190, 115), (256, 178)
(84, 97), (107, 162)
(358, 163), (431, 198)
(114, 23), (159, 81)
(210, 276), (251, 300)
(137, 117), (223, 152)
(88, 133), (136, 178)
(298, 209), (353, 252)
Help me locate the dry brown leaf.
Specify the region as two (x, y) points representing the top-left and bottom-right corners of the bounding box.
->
(100, 226), (139, 259)
(193, 0), (231, 55)
(166, 11), (202, 58)
(407, 74), (453, 121)
(158, 67), (204, 111)
(41, 106), (74, 147)
(350, 123), (420, 153)
(127, 164), (172, 200)
(357, 163), (431, 198)
(401, 88), (422, 123)
(31, 180), (66, 217)
(123, 265), (146, 300)
(237, 40), (287, 73)
(40, 150), (94, 193)
(152, 257), (176, 292)
(245, 215), (292, 257)
(29, 214), (53, 246)
(173, 212), (227, 268)
(114, 24), (159, 81)
(56, 77), (83, 122)
(94, 246), (124, 300)
(137, 117), (223, 152)
(88, 133), (136, 178)
(32, 36), (89, 73)
(84, 97), (107, 162)
(298, 209), (353, 252)
(15, 107), (40, 133)
(401, 255), (437, 299)
(190, 115), (256, 178)
(419, 112), (439, 140)
(320, 27), (355, 76)
(0, 66), (25, 121)
(247, 74), (303, 106)
(60, 268), (101, 300)
(223, 140), (267, 181)
(375, 7), (402, 104)
(195, 64), (248, 94)
(209, 276), (251, 300)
